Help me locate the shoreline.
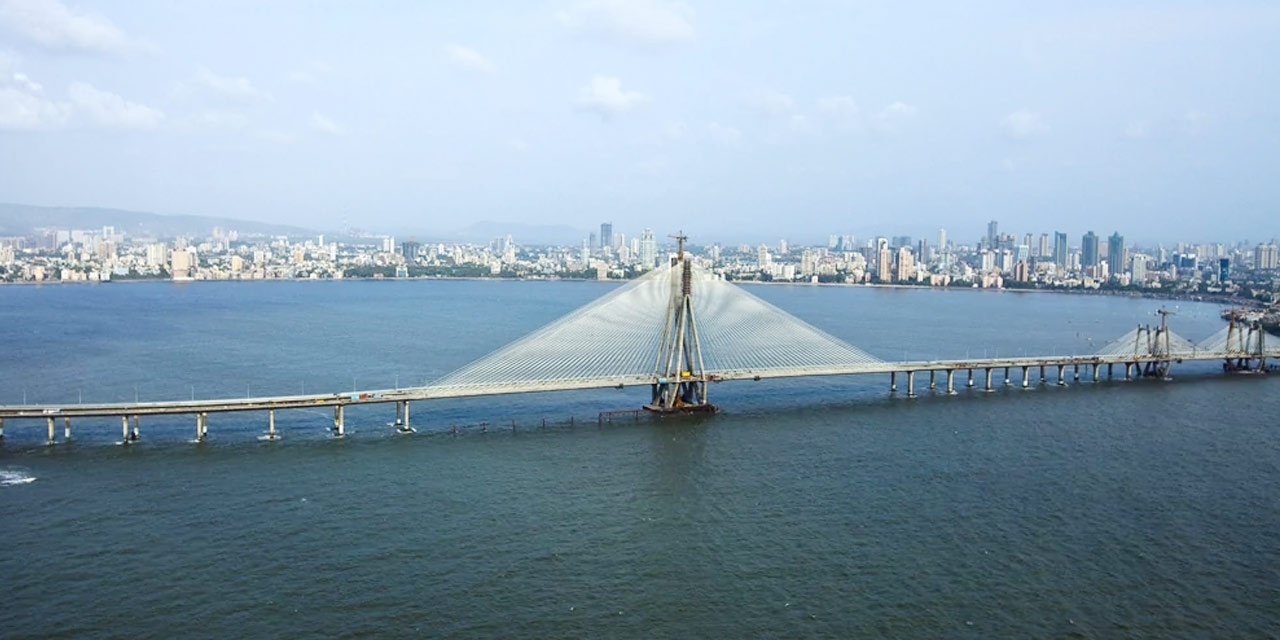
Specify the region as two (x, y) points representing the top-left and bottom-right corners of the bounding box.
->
(0, 273), (1265, 310)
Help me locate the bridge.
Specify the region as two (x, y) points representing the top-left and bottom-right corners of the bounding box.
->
(1, 243), (1275, 444)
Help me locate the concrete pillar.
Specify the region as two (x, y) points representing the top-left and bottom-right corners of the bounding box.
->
(196, 413), (208, 441)
(967, 369), (974, 387)
(1073, 364), (1080, 381)
(123, 416), (130, 442)
(929, 370), (936, 390)
(1108, 363), (1114, 378)
(1124, 363), (1132, 380)
(946, 369), (956, 394)
(1039, 365), (1046, 383)
(334, 405), (345, 436)
(267, 410), (277, 439)
(984, 368), (993, 392)
(399, 401), (412, 433)
(1021, 366), (1030, 388)
(906, 371), (916, 398)
(1057, 364), (1066, 386)
(890, 371), (897, 393)
(63, 417), (71, 441)
(131, 415), (139, 441)
(1092, 364), (1100, 382)
(48, 416), (56, 444)
(1004, 367), (1011, 385)
(0, 416), (5, 439)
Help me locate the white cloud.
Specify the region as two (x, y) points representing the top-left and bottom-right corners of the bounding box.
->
(817, 96), (858, 118)
(557, 0), (694, 46)
(445, 44), (495, 74)
(1181, 109), (1213, 135)
(1001, 109), (1047, 138)
(577, 75), (647, 118)
(1124, 119), (1152, 139)
(0, 70), (69, 129)
(68, 82), (163, 128)
(189, 68), (271, 103)
(309, 111), (345, 135)
(707, 121), (742, 146)
(751, 90), (794, 117)
(0, 0), (152, 55)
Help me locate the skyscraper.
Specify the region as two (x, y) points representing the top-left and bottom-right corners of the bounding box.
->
(986, 220), (999, 247)
(1255, 243), (1278, 270)
(1037, 233), (1049, 258)
(1053, 232), (1068, 267)
(639, 228), (656, 269)
(599, 222), (612, 250)
(1107, 232), (1125, 278)
(937, 228), (947, 252)
(1082, 231), (1099, 269)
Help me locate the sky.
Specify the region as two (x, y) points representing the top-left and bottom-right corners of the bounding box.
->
(0, 0), (1277, 246)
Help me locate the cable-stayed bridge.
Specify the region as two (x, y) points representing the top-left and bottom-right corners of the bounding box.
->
(1, 248), (1275, 444)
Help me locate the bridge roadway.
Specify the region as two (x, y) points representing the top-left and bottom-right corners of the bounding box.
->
(0, 350), (1273, 428)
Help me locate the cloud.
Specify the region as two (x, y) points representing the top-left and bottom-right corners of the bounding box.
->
(187, 68), (271, 103)
(1001, 109), (1047, 138)
(817, 95), (858, 118)
(577, 75), (647, 118)
(874, 101), (918, 132)
(309, 111), (345, 135)
(751, 90), (793, 117)
(68, 81), (163, 128)
(707, 121), (742, 146)
(1123, 119), (1152, 139)
(0, 0), (152, 54)
(445, 44), (495, 73)
(557, 0), (694, 46)
(0, 70), (69, 129)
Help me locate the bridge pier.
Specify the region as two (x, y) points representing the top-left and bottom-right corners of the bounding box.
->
(984, 368), (994, 392)
(0, 416), (5, 440)
(1039, 365), (1046, 384)
(123, 415), (131, 443)
(1092, 363), (1100, 382)
(1021, 366), (1030, 389)
(1108, 363), (1114, 378)
(47, 416), (55, 445)
(396, 401), (414, 434)
(1004, 367), (1011, 385)
(929, 370), (936, 391)
(131, 415), (139, 441)
(1057, 364), (1066, 386)
(946, 369), (956, 395)
(906, 371), (916, 398)
(1124, 363), (1132, 380)
(63, 416), (71, 441)
(967, 369), (974, 388)
(1073, 364), (1080, 382)
(890, 371), (897, 394)
(195, 412), (208, 441)
(264, 409), (279, 440)
(333, 405), (345, 437)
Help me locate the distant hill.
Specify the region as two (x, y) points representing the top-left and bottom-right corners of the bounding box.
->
(0, 203), (314, 238)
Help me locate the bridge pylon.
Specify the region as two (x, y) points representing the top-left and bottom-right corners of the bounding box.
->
(646, 233), (715, 414)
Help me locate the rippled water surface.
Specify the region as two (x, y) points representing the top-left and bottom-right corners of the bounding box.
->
(2, 280), (1277, 637)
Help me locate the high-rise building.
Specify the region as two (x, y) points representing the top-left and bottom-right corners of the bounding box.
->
(1107, 232), (1125, 279)
(599, 223), (612, 250)
(1053, 232), (1068, 267)
(937, 228), (947, 252)
(1081, 231), (1099, 269)
(1255, 243), (1278, 270)
(588, 232), (597, 252)
(895, 247), (914, 282)
(400, 241), (420, 261)
(778, 239), (788, 254)
(986, 220), (999, 246)
(877, 246), (893, 282)
(1131, 255), (1147, 284)
(757, 244), (771, 270)
(1218, 258), (1231, 283)
(916, 239), (929, 264)
(639, 228), (656, 269)
(1037, 233), (1049, 258)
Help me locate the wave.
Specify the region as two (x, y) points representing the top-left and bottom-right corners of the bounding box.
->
(0, 469), (36, 486)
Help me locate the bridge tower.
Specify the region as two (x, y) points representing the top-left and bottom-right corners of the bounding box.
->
(1223, 309), (1267, 373)
(646, 233), (715, 414)
(1141, 308), (1178, 378)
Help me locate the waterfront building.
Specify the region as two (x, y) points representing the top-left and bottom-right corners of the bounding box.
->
(599, 223), (612, 250)
(1082, 231), (1099, 269)
(1053, 232), (1068, 267)
(1107, 232), (1125, 280)
(1256, 243), (1278, 270)
(639, 229), (656, 269)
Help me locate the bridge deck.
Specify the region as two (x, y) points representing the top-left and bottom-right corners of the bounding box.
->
(1, 350), (1274, 420)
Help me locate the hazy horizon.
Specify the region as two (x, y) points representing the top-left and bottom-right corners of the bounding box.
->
(1, 1), (1277, 245)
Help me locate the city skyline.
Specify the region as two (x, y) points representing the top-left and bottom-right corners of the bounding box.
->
(1, 1), (1278, 242)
